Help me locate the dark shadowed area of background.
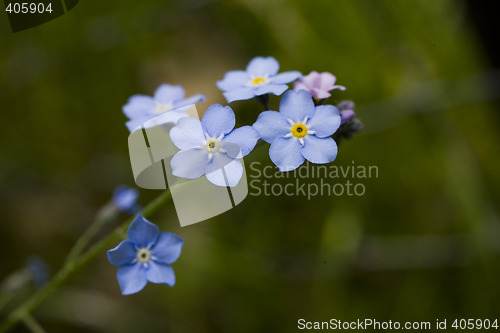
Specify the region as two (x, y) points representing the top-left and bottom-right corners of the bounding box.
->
(1, 0), (499, 332)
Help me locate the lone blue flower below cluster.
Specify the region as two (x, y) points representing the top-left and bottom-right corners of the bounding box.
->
(217, 57), (301, 103)
(107, 215), (183, 295)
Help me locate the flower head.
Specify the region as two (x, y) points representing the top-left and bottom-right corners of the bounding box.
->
(123, 84), (205, 132)
(253, 90), (341, 171)
(337, 100), (356, 124)
(332, 101), (363, 141)
(169, 104), (259, 187)
(113, 185), (141, 214)
(107, 215), (183, 295)
(217, 56), (301, 103)
(293, 71), (345, 99)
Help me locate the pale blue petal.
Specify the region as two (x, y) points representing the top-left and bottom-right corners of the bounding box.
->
(269, 137), (305, 172)
(151, 232), (184, 264)
(113, 185), (139, 212)
(301, 136), (338, 164)
(254, 83), (288, 96)
(252, 111), (290, 143)
(169, 117), (205, 150)
(246, 56), (279, 76)
(127, 215), (159, 248)
(223, 88), (256, 103)
(173, 94), (206, 109)
(171, 149), (208, 179)
(117, 263), (147, 295)
(279, 90), (315, 123)
(107, 240), (136, 267)
(201, 104), (235, 137)
(222, 126), (259, 157)
(271, 71), (302, 84)
(123, 95), (155, 119)
(206, 159), (243, 187)
(219, 142), (241, 160)
(142, 110), (188, 130)
(154, 84), (184, 103)
(307, 105), (341, 138)
(146, 262), (175, 286)
(216, 70), (250, 91)
(127, 111), (188, 133)
(126, 117), (149, 133)
(206, 151), (236, 173)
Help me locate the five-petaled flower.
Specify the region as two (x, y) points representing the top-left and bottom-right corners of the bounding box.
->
(293, 71), (345, 100)
(170, 104), (259, 187)
(217, 56), (301, 103)
(253, 90), (341, 172)
(123, 84), (205, 132)
(107, 215), (183, 295)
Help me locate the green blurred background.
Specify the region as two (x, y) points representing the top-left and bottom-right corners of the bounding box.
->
(1, 0), (500, 332)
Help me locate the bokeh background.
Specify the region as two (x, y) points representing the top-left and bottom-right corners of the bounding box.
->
(1, 0), (499, 332)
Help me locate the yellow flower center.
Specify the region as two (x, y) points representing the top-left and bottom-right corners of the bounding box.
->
(206, 138), (219, 153)
(152, 103), (173, 114)
(250, 76), (267, 86)
(291, 123), (308, 138)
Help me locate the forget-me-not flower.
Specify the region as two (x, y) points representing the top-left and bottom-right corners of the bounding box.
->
(293, 71), (345, 100)
(216, 57), (301, 103)
(113, 185), (141, 214)
(26, 256), (50, 287)
(170, 104), (259, 187)
(123, 84), (205, 132)
(107, 215), (183, 295)
(253, 90), (341, 171)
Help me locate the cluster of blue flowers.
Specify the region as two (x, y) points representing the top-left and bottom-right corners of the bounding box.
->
(122, 56), (360, 187)
(110, 56), (361, 295)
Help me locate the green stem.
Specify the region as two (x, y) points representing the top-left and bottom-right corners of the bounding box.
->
(22, 315), (46, 333)
(64, 204), (115, 266)
(0, 292), (13, 314)
(0, 190), (172, 333)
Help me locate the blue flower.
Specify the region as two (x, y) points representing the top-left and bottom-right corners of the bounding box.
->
(107, 215), (183, 295)
(169, 104), (259, 187)
(26, 256), (50, 287)
(113, 185), (141, 214)
(123, 84), (205, 132)
(253, 90), (341, 171)
(216, 57), (302, 103)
